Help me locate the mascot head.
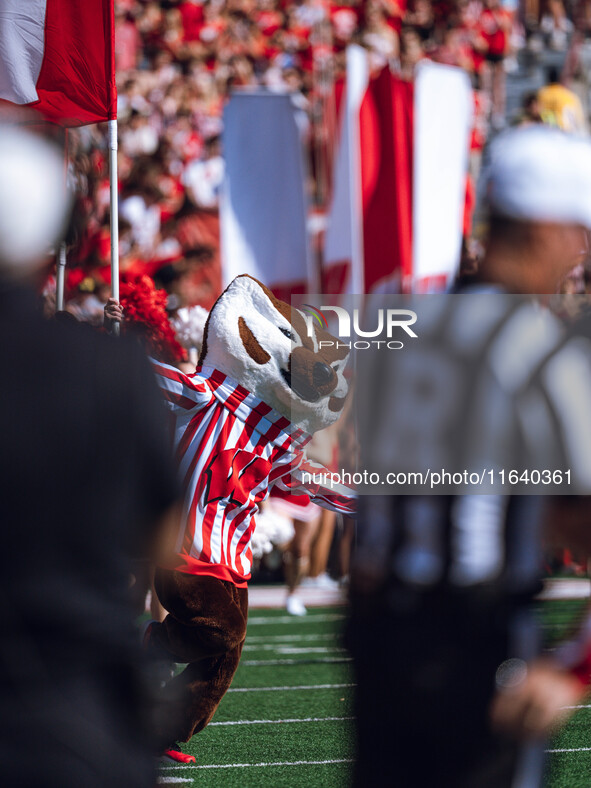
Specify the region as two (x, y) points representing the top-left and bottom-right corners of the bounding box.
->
(198, 275), (349, 434)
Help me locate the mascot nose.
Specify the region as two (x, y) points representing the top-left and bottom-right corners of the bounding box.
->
(286, 347), (338, 401)
(313, 362), (334, 388)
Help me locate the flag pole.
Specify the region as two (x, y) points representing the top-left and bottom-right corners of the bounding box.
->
(347, 46), (367, 295)
(56, 242), (67, 311)
(56, 127), (69, 313)
(108, 118), (120, 335)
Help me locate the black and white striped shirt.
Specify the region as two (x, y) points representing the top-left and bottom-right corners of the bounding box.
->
(356, 288), (591, 593)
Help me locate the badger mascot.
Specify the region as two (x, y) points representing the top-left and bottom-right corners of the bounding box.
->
(142, 275), (355, 760)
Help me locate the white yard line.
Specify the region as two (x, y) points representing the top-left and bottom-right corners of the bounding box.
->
(246, 633), (335, 643)
(208, 716), (354, 727)
(243, 645), (347, 654)
(157, 778), (192, 784)
(560, 704), (591, 709)
(546, 746), (591, 753)
(242, 657), (352, 666)
(228, 683), (355, 693)
(276, 647), (346, 655)
(160, 758), (354, 771)
(248, 614), (345, 625)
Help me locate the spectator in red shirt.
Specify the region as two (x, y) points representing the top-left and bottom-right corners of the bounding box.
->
(115, 8), (141, 73)
(476, 0), (512, 128)
(432, 23), (473, 70)
(179, 0), (205, 42)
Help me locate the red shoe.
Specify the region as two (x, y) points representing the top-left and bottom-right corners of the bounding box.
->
(161, 746), (196, 765)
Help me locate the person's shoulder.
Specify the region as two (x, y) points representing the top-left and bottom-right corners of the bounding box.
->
(50, 315), (152, 383)
(9, 297), (104, 362)
(50, 312), (126, 351)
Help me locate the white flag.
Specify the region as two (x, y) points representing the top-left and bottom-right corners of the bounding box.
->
(221, 91), (313, 295)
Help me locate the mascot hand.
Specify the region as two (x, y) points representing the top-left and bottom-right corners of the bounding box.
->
(490, 657), (587, 740)
(104, 298), (124, 332)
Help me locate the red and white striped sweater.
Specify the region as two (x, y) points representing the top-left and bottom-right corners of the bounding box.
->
(152, 360), (355, 587)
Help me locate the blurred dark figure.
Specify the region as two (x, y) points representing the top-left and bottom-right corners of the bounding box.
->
(514, 90), (543, 126)
(0, 128), (179, 787)
(348, 126), (591, 788)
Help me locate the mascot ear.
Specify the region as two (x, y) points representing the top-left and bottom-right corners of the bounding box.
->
(198, 282), (231, 365)
(198, 274), (281, 366)
(197, 313), (210, 366)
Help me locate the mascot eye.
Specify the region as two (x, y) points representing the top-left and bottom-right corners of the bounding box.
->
(279, 327), (294, 340)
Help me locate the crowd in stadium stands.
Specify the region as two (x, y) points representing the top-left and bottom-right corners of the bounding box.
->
(60, 0), (590, 324)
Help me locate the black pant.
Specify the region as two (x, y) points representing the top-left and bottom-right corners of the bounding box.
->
(0, 666), (155, 788)
(347, 591), (532, 788)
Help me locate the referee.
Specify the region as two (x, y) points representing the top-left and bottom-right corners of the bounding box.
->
(348, 127), (591, 788)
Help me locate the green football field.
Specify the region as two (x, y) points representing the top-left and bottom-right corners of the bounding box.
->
(156, 599), (591, 787)
(540, 599), (591, 788)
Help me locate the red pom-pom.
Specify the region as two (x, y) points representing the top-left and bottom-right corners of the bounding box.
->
(66, 268), (85, 292)
(119, 275), (186, 364)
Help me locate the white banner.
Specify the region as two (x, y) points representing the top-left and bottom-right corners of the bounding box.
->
(221, 91), (313, 290)
(0, 0), (47, 104)
(413, 62), (473, 290)
(324, 45), (369, 295)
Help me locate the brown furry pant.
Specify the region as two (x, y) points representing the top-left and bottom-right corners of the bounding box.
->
(149, 569), (248, 746)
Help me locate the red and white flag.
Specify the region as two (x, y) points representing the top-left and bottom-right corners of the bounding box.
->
(324, 48), (472, 294)
(0, 0), (116, 126)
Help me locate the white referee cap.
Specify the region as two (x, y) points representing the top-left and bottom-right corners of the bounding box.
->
(0, 126), (71, 272)
(484, 126), (591, 229)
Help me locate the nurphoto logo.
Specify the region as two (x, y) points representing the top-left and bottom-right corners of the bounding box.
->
(302, 304), (418, 350)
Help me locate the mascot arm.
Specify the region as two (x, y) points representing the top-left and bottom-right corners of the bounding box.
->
(150, 357), (213, 414)
(272, 456), (356, 515)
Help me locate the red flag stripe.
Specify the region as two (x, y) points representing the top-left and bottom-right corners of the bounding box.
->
(0, 0), (116, 126)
